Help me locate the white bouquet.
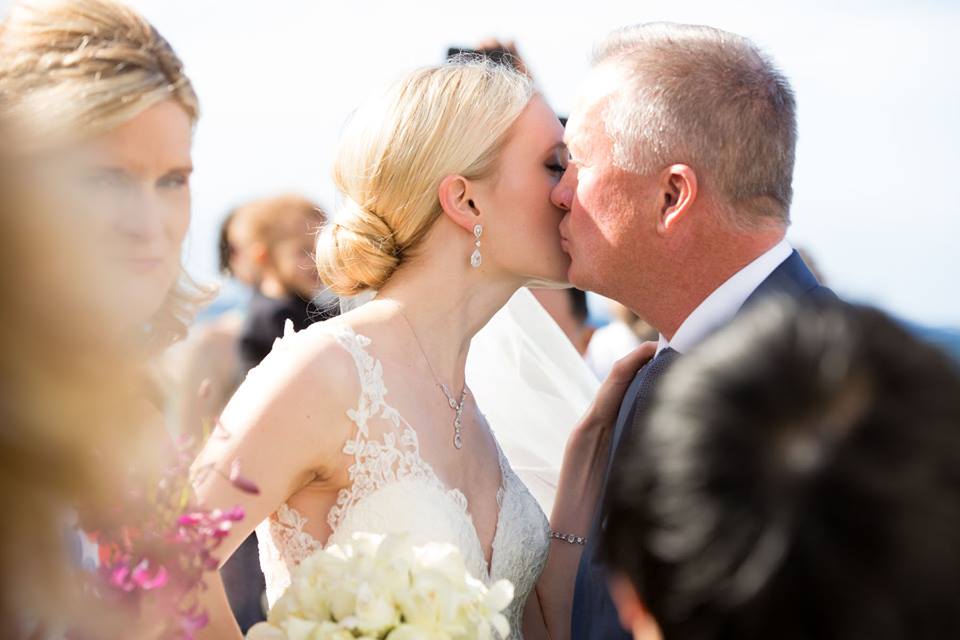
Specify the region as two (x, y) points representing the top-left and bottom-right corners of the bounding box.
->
(247, 533), (514, 640)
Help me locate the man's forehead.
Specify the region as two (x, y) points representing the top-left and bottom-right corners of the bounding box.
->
(580, 62), (628, 108)
(566, 63), (626, 147)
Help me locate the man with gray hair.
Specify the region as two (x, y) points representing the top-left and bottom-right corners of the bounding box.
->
(549, 23), (832, 639)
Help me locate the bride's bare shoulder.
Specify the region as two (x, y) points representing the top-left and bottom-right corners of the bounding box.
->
(237, 320), (367, 401)
(194, 319), (372, 509)
(215, 319), (373, 454)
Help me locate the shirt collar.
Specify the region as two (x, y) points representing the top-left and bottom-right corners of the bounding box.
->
(656, 239), (793, 356)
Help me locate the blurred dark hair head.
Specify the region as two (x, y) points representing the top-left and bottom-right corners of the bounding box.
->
(601, 296), (960, 639)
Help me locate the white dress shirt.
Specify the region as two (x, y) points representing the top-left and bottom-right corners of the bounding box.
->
(656, 239), (793, 356)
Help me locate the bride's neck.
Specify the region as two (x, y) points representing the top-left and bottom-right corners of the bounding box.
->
(375, 259), (519, 387)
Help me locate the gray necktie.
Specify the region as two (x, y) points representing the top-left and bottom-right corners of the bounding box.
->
(604, 347), (680, 484)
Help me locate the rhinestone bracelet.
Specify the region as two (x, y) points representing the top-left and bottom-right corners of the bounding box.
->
(550, 530), (587, 545)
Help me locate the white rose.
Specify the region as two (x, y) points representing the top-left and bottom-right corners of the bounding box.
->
(280, 617), (319, 640)
(385, 623), (449, 640)
(312, 621), (355, 640)
(245, 622), (286, 640)
(341, 581), (399, 635)
(415, 542), (469, 585)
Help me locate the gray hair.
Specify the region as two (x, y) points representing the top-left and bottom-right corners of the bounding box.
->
(593, 23), (797, 225)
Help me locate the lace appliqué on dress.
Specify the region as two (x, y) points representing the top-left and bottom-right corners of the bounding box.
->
(326, 327), (436, 530)
(256, 322), (550, 638)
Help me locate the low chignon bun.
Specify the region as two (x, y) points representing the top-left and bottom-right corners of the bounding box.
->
(315, 198), (399, 296)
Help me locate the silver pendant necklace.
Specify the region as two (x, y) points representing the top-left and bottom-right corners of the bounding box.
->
(391, 302), (468, 450)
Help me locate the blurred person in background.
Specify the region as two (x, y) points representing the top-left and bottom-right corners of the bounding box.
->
(601, 296), (960, 640)
(221, 206), (264, 291)
(213, 194), (335, 632)
(585, 301), (658, 380)
(233, 194), (336, 374)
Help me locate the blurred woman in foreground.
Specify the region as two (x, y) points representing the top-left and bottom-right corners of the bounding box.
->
(0, 0), (214, 635)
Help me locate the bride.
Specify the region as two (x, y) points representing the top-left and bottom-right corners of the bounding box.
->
(193, 58), (653, 639)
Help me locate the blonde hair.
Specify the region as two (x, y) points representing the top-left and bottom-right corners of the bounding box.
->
(0, 0), (209, 351)
(0, 0), (198, 143)
(593, 23), (797, 225)
(316, 59), (534, 296)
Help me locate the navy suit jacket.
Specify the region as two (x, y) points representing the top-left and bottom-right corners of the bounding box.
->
(570, 250), (832, 640)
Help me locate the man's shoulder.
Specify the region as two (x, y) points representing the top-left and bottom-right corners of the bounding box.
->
(745, 249), (834, 308)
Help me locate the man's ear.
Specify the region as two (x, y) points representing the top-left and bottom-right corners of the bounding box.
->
(609, 573), (662, 640)
(657, 164), (698, 236)
(438, 174), (481, 233)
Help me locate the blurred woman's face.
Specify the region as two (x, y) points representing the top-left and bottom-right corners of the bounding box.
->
(268, 215), (322, 301)
(67, 99), (193, 331)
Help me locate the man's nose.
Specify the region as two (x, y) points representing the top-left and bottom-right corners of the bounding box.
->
(551, 165), (577, 212)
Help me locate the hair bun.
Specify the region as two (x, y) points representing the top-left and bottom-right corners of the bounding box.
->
(315, 198), (400, 296)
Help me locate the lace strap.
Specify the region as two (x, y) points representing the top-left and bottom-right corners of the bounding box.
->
(326, 323), (413, 531)
(329, 323), (395, 438)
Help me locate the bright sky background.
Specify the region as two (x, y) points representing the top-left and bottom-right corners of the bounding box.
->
(4, 0), (958, 326)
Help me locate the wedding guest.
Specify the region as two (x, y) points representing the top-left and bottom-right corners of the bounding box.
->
(1, 0), (214, 635)
(0, 0), (209, 368)
(601, 296), (960, 640)
(234, 194), (337, 373)
(221, 207), (263, 288)
(0, 116), (152, 637)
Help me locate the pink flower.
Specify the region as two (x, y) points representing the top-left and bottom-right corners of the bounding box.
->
(132, 560), (169, 590)
(109, 564), (132, 591)
(223, 505), (245, 521)
(177, 513), (204, 527)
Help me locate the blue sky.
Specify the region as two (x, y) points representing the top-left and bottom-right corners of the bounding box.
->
(5, 0), (958, 326)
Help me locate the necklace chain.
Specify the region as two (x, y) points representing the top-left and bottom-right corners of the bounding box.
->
(390, 301), (469, 450)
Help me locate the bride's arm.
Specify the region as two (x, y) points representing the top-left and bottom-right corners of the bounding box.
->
(525, 343), (657, 640)
(189, 335), (355, 639)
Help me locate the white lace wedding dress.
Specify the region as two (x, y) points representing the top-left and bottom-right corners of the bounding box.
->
(255, 322), (551, 638)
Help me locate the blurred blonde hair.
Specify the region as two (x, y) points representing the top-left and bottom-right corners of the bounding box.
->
(0, 0), (210, 353)
(234, 193), (326, 247)
(315, 59), (534, 296)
